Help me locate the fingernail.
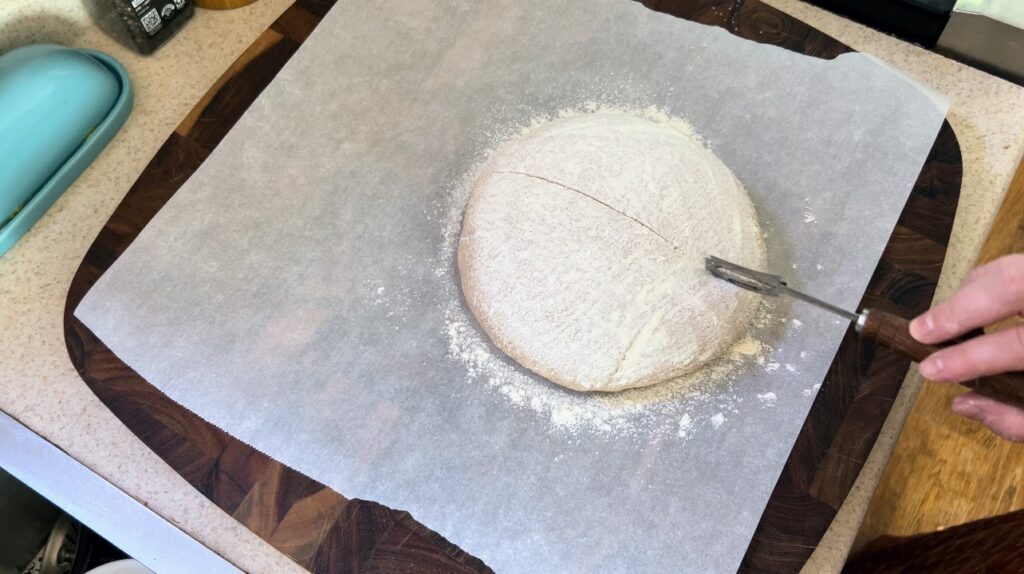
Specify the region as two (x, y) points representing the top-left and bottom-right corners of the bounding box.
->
(911, 314), (934, 339)
(952, 395), (981, 418)
(920, 355), (944, 379)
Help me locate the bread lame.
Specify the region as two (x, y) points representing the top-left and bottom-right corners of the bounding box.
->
(706, 255), (1024, 409)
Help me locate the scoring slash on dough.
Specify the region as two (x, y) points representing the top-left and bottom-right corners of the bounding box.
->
(457, 112), (766, 393)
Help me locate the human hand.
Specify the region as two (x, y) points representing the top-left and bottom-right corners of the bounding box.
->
(909, 254), (1024, 441)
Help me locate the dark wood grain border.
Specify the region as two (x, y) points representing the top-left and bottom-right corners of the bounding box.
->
(64, 1), (963, 572)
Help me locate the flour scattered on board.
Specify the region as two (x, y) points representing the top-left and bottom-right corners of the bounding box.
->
(731, 337), (765, 356)
(802, 382), (822, 397)
(445, 297), (769, 436)
(435, 104), (793, 438)
(677, 414), (693, 438)
(757, 392), (777, 407)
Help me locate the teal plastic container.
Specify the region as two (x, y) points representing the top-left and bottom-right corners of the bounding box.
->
(0, 44), (133, 257)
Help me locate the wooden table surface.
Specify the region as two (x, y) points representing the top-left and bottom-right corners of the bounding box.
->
(63, 0), (964, 571)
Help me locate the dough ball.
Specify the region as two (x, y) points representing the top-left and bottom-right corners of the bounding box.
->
(457, 113), (765, 392)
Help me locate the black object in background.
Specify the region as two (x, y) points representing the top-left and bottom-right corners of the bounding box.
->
(0, 467), (128, 574)
(0, 467), (59, 573)
(68, 524), (130, 574)
(85, 0), (195, 55)
(803, 0), (956, 47)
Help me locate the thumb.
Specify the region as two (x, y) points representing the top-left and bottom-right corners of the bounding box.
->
(952, 392), (1024, 442)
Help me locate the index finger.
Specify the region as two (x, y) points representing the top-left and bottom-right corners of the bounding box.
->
(910, 254), (1024, 344)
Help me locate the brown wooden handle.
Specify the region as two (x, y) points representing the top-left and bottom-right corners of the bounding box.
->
(858, 308), (1024, 410)
(857, 309), (936, 362)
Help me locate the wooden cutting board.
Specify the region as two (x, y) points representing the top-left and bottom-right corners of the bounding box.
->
(63, 0), (964, 571)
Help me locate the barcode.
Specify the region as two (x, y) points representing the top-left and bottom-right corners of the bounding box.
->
(140, 8), (162, 35)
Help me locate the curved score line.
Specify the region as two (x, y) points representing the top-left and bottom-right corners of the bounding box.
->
(491, 171), (679, 250)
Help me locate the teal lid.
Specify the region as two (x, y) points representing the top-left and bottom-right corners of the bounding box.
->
(0, 45), (133, 256)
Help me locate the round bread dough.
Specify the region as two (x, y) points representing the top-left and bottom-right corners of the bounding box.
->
(457, 112), (765, 392)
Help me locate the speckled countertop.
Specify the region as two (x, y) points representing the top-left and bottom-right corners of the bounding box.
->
(1, 1), (1022, 572)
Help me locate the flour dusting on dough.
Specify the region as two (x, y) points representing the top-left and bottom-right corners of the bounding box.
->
(457, 112), (765, 392)
(438, 105), (788, 437)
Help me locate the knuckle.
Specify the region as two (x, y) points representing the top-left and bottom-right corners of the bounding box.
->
(994, 417), (1024, 443)
(946, 350), (973, 381)
(931, 302), (960, 335)
(1013, 326), (1024, 359)
(965, 265), (989, 284)
(999, 254), (1024, 286)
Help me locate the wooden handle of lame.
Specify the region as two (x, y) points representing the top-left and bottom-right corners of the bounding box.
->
(858, 309), (1024, 410)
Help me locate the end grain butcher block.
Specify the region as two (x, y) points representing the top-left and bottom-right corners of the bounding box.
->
(64, 0), (963, 571)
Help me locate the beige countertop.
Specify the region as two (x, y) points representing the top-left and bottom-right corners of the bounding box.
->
(1, 1), (1022, 572)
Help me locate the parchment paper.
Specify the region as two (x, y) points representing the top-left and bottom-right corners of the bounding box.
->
(75, 1), (948, 572)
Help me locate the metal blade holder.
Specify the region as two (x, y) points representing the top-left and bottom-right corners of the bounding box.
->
(704, 256), (860, 323)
